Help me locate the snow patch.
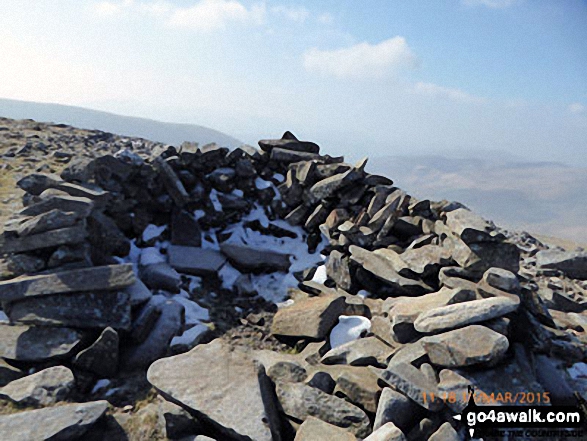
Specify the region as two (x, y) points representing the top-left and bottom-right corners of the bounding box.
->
(139, 247), (166, 266)
(568, 362), (587, 380)
(142, 224), (167, 242)
(329, 316), (372, 349)
(311, 265), (328, 284)
(173, 294), (210, 324)
(91, 379), (111, 394)
(209, 189), (223, 211)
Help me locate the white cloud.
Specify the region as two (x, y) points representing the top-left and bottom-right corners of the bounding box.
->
(271, 5), (309, 23)
(569, 103), (585, 114)
(413, 82), (487, 104)
(303, 37), (418, 79)
(462, 0), (516, 8)
(93, 1), (127, 16)
(317, 13), (334, 25)
(168, 0), (265, 31)
(137, 1), (173, 17)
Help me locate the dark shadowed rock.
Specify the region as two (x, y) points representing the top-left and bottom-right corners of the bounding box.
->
(154, 156), (189, 207)
(536, 250), (587, 280)
(148, 339), (278, 441)
(271, 295), (345, 339)
(444, 208), (504, 244)
(0, 365), (74, 406)
(0, 325), (83, 362)
(0, 359), (23, 387)
(19, 194), (94, 218)
(220, 243), (291, 273)
(171, 209), (202, 247)
(73, 327), (119, 377)
(0, 400), (108, 441)
(139, 262), (181, 293)
(0, 263), (135, 302)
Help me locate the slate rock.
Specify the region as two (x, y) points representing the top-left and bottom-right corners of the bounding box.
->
(364, 422), (407, 441)
(140, 263), (181, 293)
(0, 325), (83, 362)
(536, 250), (587, 280)
(19, 194), (94, 217)
(87, 210), (130, 257)
(73, 327), (119, 377)
(15, 209), (81, 237)
(333, 366), (381, 413)
(267, 361), (308, 383)
(275, 381), (370, 438)
(0, 224), (88, 255)
(428, 422), (460, 441)
(421, 325), (509, 367)
(413, 297), (520, 333)
(0, 358), (24, 387)
(374, 387), (420, 432)
(171, 210), (202, 247)
(444, 208), (503, 244)
(168, 246), (227, 277)
(6, 291), (131, 331)
(380, 362), (443, 411)
(321, 336), (394, 367)
(259, 133), (320, 154)
(450, 239), (520, 274)
(0, 365), (74, 406)
(123, 299), (184, 370)
(482, 267), (520, 293)
(220, 243), (291, 273)
(293, 416), (356, 441)
(0, 263), (135, 302)
(271, 295), (345, 339)
(154, 157), (190, 207)
(148, 339), (278, 441)
(0, 400), (108, 441)
(124, 278), (153, 307)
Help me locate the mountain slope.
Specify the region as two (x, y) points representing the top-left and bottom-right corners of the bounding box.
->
(0, 98), (242, 148)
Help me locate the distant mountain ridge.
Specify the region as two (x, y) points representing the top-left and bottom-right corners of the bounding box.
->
(0, 98), (242, 148)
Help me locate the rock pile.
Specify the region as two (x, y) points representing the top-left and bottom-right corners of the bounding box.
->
(0, 124), (586, 440)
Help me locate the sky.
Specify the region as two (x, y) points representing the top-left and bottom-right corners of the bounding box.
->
(0, 0), (586, 164)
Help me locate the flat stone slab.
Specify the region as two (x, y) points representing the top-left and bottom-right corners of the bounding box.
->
(220, 243), (291, 273)
(18, 195), (94, 217)
(0, 365), (74, 406)
(380, 362), (443, 411)
(0, 400), (108, 441)
(294, 417), (356, 440)
(271, 295), (345, 339)
(6, 291), (131, 331)
(73, 327), (119, 377)
(168, 245), (227, 276)
(414, 296), (520, 333)
(15, 209), (81, 237)
(0, 263), (135, 302)
(0, 325), (83, 362)
(0, 224), (88, 255)
(148, 339), (277, 441)
(421, 325), (509, 367)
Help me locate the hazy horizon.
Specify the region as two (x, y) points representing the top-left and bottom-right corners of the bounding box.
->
(0, 0), (586, 166)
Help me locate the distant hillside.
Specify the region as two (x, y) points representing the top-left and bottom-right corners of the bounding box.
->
(0, 98), (242, 148)
(369, 155), (587, 246)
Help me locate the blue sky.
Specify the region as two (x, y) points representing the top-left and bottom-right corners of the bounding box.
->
(0, 0), (585, 163)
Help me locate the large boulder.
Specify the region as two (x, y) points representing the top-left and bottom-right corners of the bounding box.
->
(536, 250), (587, 280)
(0, 325), (83, 362)
(148, 339), (280, 441)
(0, 365), (74, 406)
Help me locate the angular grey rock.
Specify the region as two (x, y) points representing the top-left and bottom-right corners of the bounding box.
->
(73, 327), (119, 377)
(18, 173), (110, 201)
(333, 366), (381, 413)
(148, 340), (278, 441)
(364, 422), (407, 441)
(124, 278), (153, 307)
(398, 245), (453, 278)
(421, 325), (509, 367)
(450, 238), (520, 274)
(259, 133), (320, 154)
(87, 210), (130, 257)
(267, 361), (308, 383)
(374, 388), (420, 432)
(437, 369), (472, 413)
(0, 400), (108, 441)
(168, 246), (227, 276)
(270, 147), (321, 163)
(444, 208), (503, 244)
(321, 336), (394, 367)
(413, 297), (520, 333)
(0, 254), (45, 279)
(129, 300), (162, 344)
(379, 362), (443, 411)
(154, 156), (190, 207)
(0, 325), (83, 362)
(271, 295), (345, 339)
(0, 224), (88, 255)
(220, 243), (291, 273)
(157, 398), (203, 440)
(428, 422), (460, 441)
(140, 262), (181, 293)
(15, 209), (81, 237)
(19, 194), (94, 217)
(326, 250), (352, 291)
(276, 381), (370, 438)
(123, 299), (184, 370)
(350, 246), (434, 296)
(482, 267), (520, 293)
(536, 249), (587, 280)
(47, 243), (91, 268)
(0, 263), (135, 302)
(0, 365), (74, 406)
(294, 416), (356, 441)
(7, 291), (131, 331)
